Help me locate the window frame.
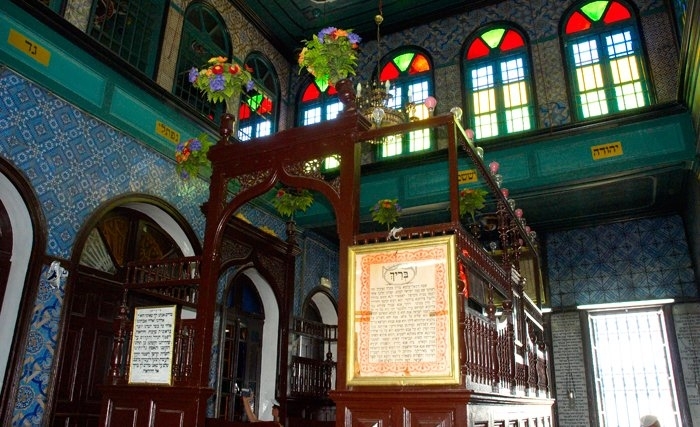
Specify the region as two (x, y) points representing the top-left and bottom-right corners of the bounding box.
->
(561, 0), (652, 121)
(237, 52), (280, 141)
(375, 47), (436, 160)
(173, 1), (231, 122)
(462, 23), (536, 141)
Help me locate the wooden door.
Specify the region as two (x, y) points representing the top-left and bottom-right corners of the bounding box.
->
(52, 279), (121, 427)
(51, 208), (184, 426)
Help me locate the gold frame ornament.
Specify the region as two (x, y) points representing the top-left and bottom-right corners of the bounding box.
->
(347, 235), (460, 386)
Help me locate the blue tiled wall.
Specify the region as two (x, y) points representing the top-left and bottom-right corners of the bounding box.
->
(546, 215), (697, 308)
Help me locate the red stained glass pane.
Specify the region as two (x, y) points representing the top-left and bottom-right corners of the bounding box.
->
(302, 83), (321, 102)
(466, 38), (490, 60)
(566, 11), (592, 34)
(604, 1), (631, 23)
(238, 103), (251, 120)
(258, 97), (273, 114)
(409, 54), (430, 74)
(500, 30), (524, 51)
(327, 85), (337, 95)
(380, 61), (400, 80)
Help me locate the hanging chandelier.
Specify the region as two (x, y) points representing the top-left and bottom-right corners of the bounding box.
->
(355, 8), (408, 131)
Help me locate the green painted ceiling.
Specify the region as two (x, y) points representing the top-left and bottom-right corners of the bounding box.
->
(229, 0), (506, 61)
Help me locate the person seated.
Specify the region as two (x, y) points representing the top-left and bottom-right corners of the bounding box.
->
(241, 395), (281, 426)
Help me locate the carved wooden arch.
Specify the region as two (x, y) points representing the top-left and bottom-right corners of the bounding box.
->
(192, 111), (370, 393)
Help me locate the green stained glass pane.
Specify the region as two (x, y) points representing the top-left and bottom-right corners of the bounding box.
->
(315, 76), (329, 92)
(581, 1), (609, 22)
(247, 94), (263, 110)
(481, 28), (505, 49)
(393, 53), (415, 72)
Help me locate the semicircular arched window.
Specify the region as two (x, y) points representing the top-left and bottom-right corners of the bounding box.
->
(237, 53), (280, 141)
(377, 48), (435, 159)
(562, 0), (652, 120)
(173, 1), (230, 122)
(463, 25), (535, 140)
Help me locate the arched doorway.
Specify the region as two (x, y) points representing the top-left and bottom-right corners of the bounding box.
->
(51, 202), (199, 426)
(0, 164), (45, 427)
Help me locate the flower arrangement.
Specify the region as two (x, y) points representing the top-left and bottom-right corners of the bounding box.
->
(188, 56), (255, 104)
(271, 188), (314, 218)
(298, 27), (361, 85)
(370, 199), (402, 230)
(459, 188), (488, 222)
(175, 134), (212, 180)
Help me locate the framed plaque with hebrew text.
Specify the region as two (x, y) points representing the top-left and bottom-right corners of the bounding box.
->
(128, 305), (177, 385)
(347, 235), (460, 385)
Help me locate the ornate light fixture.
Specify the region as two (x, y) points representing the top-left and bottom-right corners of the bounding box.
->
(355, 6), (407, 131)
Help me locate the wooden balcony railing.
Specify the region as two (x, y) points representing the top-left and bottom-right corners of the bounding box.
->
(289, 356), (336, 397)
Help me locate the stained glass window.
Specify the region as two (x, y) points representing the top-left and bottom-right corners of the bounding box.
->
(377, 48), (435, 159)
(563, 0), (650, 120)
(298, 79), (343, 169)
(237, 53), (279, 141)
(463, 25), (534, 140)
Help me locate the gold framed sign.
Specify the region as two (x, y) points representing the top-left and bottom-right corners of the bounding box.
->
(347, 235), (460, 386)
(128, 305), (177, 385)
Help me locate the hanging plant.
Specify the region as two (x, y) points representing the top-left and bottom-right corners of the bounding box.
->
(370, 198), (402, 230)
(271, 188), (314, 219)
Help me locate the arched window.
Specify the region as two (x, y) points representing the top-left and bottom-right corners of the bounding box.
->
(378, 48), (435, 159)
(562, 0), (651, 120)
(237, 53), (280, 141)
(173, 1), (230, 121)
(87, 0), (168, 77)
(463, 24), (535, 140)
(298, 79), (343, 169)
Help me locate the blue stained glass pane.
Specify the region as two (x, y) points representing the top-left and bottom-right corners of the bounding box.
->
(572, 39), (600, 66)
(471, 65), (494, 90)
(606, 30), (634, 58)
(501, 58), (525, 83)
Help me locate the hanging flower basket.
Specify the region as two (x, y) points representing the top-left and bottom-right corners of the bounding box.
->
(175, 133), (212, 180)
(271, 188), (314, 219)
(459, 188), (488, 222)
(370, 198), (402, 230)
(188, 56), (256, 109)
(298, 27), (361, 86)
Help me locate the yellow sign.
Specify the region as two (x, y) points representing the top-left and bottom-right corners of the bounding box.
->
(155, 121), (180, 144)
(591, 141), (623, 160)
(7, 29), (51, 66)
(457, 169), (478, 184)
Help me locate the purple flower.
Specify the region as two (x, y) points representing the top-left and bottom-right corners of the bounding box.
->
(180, 170), (190, 179)
(176, 142), (185, 151)
(318, 27), (337, 42)
(395, 203), (402, 212)
(189, 138), (202, 151)
(245, 80), (255, 91)
(209, 74), (225, 92)
(347, 32), (361, 44)
(188, 67), (199, 83)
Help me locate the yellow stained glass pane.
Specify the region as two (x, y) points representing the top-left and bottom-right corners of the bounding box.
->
(382, 134), (403, 157)
(503, 81), (528, 108)
(615, 82), (645, 110)
(475, 113), (498, 139)
(505, 107), (531, 133)
(409, 129), (431, 152)
(576, 64), (604, 91)
(414, 104), (430, 120)
(473, 89), (495, 114)
(610, 56), (640, 84)
(580, 90), (608, 118)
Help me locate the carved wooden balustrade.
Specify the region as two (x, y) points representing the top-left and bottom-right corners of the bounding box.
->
(290, 318), (338, 398)
(106, 256), (203, 387)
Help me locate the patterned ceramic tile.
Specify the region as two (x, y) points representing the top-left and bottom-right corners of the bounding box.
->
(547, 215), (697, 308)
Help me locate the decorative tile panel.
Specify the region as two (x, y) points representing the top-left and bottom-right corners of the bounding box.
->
(547, 215), (697, 308)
